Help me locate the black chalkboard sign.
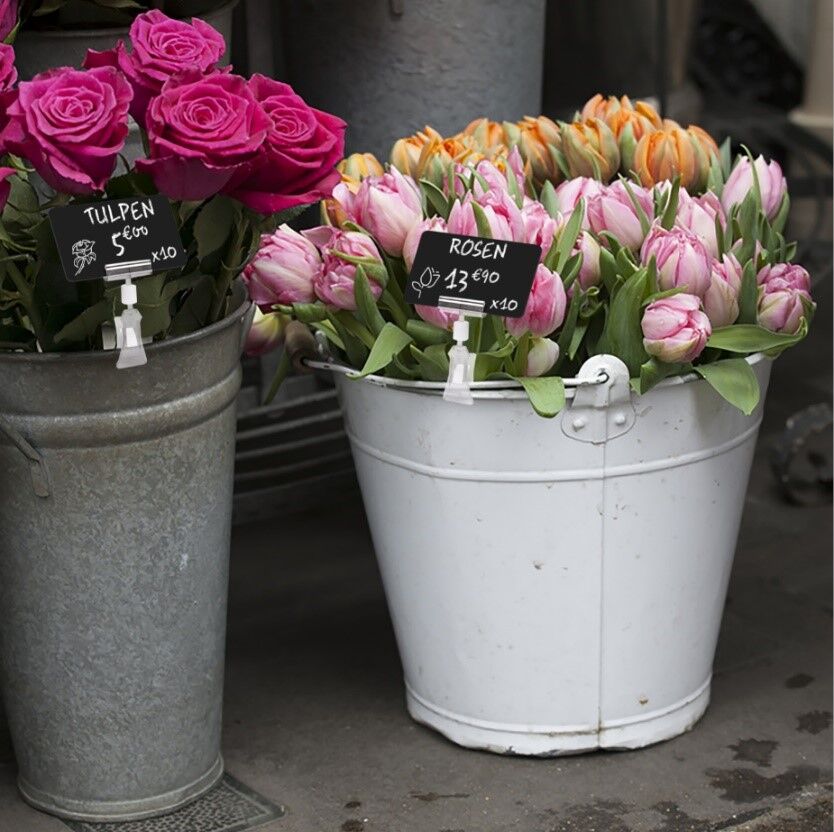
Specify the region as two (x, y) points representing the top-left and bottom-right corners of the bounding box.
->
(49, 194), (186, 282)
(405, 231), (540, 317)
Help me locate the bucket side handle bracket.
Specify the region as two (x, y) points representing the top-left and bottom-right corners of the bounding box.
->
(0, 417), (51, 498)
(561, 354), (635, 445)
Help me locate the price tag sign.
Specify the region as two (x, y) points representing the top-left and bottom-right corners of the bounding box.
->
(405, 231), (540, 317)
(49, 194), (186, 282)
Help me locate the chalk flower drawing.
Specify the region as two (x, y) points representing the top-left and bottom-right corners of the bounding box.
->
(72, 239), (96, 275)
(411, 266), (441, 299)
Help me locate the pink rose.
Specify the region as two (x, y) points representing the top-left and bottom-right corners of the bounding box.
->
(0, 0), (16, 41)
(84, 10), (225, 128)
(137, 70), (270, 201)
(474, 187), (525, 241)
(641, 224), (712, 297)
(416, 305), (458, 330)
(574, 230), (602, 290)
(722, 155), (787, 221)
(224, 74), (346, 215)
(642, 293), (711, 363)
(505, 263), (567, 338)
(521, 199), (563, 259)
(353, 167), (422, 256)
(242, 224), (319, 308)
(403, 215), (447, 272)
(1, 66), (131, 194)
(703, 254), (742, 328)
(244, 308), (287, 356)
(0, 44), (16, 91)
(675, 188), (726, 259)
(555, 176), (603, 220)
(756, 262), (813, 334)
(525, 337), (560, 377)
(304, 226), (383, 311)
(587, 181), (651, 250)
(0, 166), (15, 212)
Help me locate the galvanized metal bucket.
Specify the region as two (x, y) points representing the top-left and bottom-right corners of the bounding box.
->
(334, 353), (772, 755)
(0, 287), (253, 820)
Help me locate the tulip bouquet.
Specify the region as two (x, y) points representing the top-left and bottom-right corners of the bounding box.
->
(0, 10), (345, 352)
(249, 95), (814, 417)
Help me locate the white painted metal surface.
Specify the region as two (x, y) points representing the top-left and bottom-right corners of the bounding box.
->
(334, 353), (773, 755)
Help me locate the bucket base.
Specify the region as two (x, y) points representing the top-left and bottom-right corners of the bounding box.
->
(18, 753), (224, 822)
(406, 680), (711, 756)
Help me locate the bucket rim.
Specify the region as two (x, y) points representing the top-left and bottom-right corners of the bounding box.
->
(0, 283), (251, 367)
(322, 352), (769, 400)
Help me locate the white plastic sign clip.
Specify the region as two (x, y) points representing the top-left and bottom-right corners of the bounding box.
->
(443, 315), (476, 405)
(106, 260), (151, 370)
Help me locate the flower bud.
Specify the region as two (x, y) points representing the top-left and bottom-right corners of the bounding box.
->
(521, 199), (564, 259)
(403, 215), (447, 272)
(704, 253), (742, 328)
(242, 224), (319, 307)
(303, 226), (384, 311)
(574, 230), (602, 289)
(633, 121), (707, 190)
(515, 115), (563, 186)
(338, 152), (384, 184)
(587, 180), (652, 250)
(674, 188), (726, 258)
(505, 263), (567, 338)
(560, 118), (620, 181)
(641, 224), (712, 297)
(415, 304), (458, 330)
(642, 293), (711, 363)
(244, 307), (288, 356)
(458, 117), (507, 153)
(353, 167), (423, 257)
(756, 262), (814, 334)
(525, 337), (560, 377)
(555, 176), (604, 221)
(721, 155), (787, 221)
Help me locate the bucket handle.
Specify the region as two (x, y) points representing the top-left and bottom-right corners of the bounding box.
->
(0, 417), (50, 498)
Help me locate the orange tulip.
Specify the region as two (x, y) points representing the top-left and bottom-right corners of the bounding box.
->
(632, 122), (703, 189)
(457, 117), (507, 153)
(338, 152), (384, 183)
(581, 94), (662, 173)
(390, 126), (483, 185)
(513, 115), (563, 186)
(560, 117), (620, 181)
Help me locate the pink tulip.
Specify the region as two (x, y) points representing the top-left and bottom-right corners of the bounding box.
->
(641, 224), (712, 297)
(574, 230), (602, 290)
(416, 304), (458, 330)
(244, 308), (287, 356)
(446, 198), (479, 237)
(555, 176), (603, 220)
(525, 337), (560, 376)
(353, 166), (422, 256)
(475, 186), (526, 241)
(505, 264), (567, 338)
(303, 226), (383, 311)
(642, 293), (711, 363)
(242, 224), (319, 307)
(675, 188), (726, 258)
(721, 155), (787, 221)
(587, 181), (650, 250)
(521, 199), (564, 259)
(703, 254), (742, 328)
(756, 262), (813, 334)
(403, 215), (448, 272)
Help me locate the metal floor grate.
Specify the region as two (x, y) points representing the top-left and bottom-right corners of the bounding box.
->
(63, 775), (284, 832)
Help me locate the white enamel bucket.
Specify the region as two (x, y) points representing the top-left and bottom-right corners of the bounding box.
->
(331, 353), (772, 755)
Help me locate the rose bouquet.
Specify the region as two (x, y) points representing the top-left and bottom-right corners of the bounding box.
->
(0, 9), (345, 352)
(250, 95), (814, 417)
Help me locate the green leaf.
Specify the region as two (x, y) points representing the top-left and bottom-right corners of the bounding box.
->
(194, 196), (237, 263)
(622, 178), (653, 234)
(353, 322), (413, 378)
(596, 265), (650, 376)
(694, 358), (760, 415)
(554, 200), (584, 274)
(420, 180), (451, 219)
(539, 180), (560, 219)
(409, 344), (449, 381)
(354, 265), (387, 336)
(264, 350), (292, 404)
(406, 317), (451, 347)
(290, 302), (328, 324)
(516, 376), (566, 418)
(635, 357), (686, 394)
(706, 320), (808, 353)
(737, 259), (758, 324)
(470, 201), (493, 239)
(659, 176), (681, 230)
(53, 298), (113, 344)
(555, 289), (581, 370)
